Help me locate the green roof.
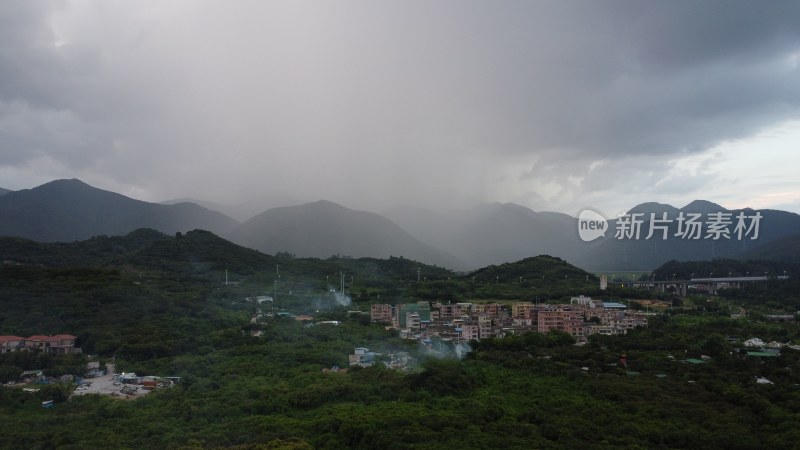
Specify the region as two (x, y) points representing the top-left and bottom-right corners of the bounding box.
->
(685, 358), (710, 364)
(747, 351), (779, 357)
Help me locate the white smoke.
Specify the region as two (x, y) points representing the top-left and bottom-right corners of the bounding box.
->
(454, 342), (472, 359)
(333, 291), (352, 307)
(421, 339), (472, 360)
(326, 285), (352, 307)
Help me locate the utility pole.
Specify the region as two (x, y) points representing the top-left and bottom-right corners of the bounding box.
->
(275, 265), (280, 308)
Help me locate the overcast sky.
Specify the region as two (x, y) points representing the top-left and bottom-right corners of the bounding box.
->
(1, 1), (800, 217)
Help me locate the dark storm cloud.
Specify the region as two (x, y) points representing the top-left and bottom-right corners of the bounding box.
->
(0, 3), (65, 108)
(459, 1), (800, 158)
(0, 1), (798, 213)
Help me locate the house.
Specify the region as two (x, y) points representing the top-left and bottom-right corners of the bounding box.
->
(0, 336), (25, 353)
(21, 370), (44, 382)
(349, 347), (377, 367)
(0, 334), (78, 354)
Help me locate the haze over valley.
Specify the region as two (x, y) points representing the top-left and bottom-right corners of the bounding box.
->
(1, 178), (798, 272)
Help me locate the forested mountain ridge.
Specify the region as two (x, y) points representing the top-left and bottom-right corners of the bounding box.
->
(0, 179), (238, 242)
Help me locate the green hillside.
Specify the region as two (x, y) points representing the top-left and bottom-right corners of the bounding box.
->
(650, 258), (796, 281)
(2, 231), (800, 448)
(740, 232), (800, 265)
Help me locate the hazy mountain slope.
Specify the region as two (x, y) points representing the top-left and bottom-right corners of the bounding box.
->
(162, 193), (302, 222)
(441, 203), (582, 268)
(739, 232), (800, 265)
(229, 194), (304, 222)
(385, 203), (582, 269)
(161, 197), (231, 215)
(381, 205), (450, 247)
(0, 187), (10, 196)
(387, 200), (800, 272)
(0, 179), (239, 242)
(231, 200), (467, 269)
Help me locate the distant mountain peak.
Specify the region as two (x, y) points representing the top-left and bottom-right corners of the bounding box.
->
(258, 200), (354, 217)
(307, 199), (346, 208)
(681, 199), (725, 213)
(44, 178), (88, 187)
(626, 202), (680, 216)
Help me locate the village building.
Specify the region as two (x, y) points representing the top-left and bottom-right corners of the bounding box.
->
(373, 295), (648, 344)
(0, 334), (78, 354)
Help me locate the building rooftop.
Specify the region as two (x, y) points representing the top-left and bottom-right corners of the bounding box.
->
(747, 351), (779, 357)
(603, 302), (627, 309)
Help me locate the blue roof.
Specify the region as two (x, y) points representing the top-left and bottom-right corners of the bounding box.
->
(603, 302), (627, 308)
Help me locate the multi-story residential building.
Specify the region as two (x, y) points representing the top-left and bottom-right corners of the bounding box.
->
(459, 323), (480, 341)
(406, 312), (421, 330)
(512, 302), (535, 319)
(537, 307), (582, 334)
(398, 302), (431, 327)
(473, 303), (502, 317)
(370, 304), (394, 323)
(477, 314), (494, 339)
(621, 314), (649, 329)
(563, 317), (589, 338)
(435, 303), (462, 319)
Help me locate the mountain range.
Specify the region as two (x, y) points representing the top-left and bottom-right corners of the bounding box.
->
(1, 178), (798, 271)
(161, 192), (301, 222)
(231, 200), (465, 269)
(0, 179), (237, 243)
(580, 201), (800, 271)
